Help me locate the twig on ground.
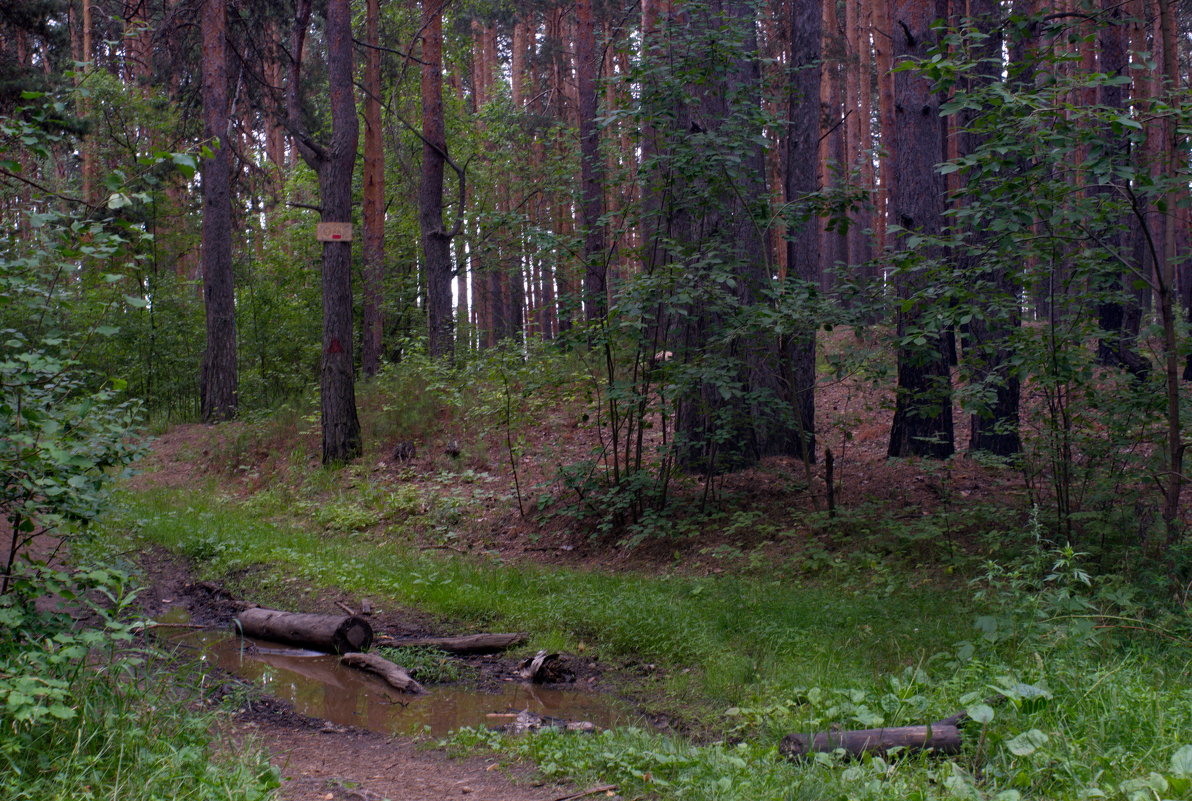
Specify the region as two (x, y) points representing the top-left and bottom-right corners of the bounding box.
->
(550, 786), (619, 801)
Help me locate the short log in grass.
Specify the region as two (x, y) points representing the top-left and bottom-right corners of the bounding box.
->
(780, 724), (962, 759)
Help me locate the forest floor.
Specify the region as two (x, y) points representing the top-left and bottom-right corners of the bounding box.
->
(97, 331), (1188, 801)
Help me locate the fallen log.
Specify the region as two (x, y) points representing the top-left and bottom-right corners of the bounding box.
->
(380, 632), (526, 654)
(340, 652), (423, 693)
(780, 724), (962, 760)
(234, 608), (373, 654)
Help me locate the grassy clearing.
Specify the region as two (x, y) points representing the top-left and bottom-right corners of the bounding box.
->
(101, 487), (1192, 801)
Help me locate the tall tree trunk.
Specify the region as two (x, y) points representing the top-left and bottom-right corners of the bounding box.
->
(784, 0), (822, 463)
(199, 0), (237, 422)
(963, 0), (1020, 455)
(872, 0), (895, 251)
(288, 0), (362, 463)
(1094, 0), (1148, 379)
(576, 0), (607, 320)
(669, 0), (807, 472)
(420, 0), (455, 360)
(887, 0), (954, 459)
(81, 0), (97, 205)
(361, 0), (384, 377)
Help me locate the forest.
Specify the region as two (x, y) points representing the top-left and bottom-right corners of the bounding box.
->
(1, 1), (1191, 800)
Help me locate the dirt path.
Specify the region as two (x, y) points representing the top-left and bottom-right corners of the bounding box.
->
(229, 701), (574, 801)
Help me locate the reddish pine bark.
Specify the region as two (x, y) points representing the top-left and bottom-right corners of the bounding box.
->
(288, 0), (362, 463)
(420, 0), (455, 360)
(785, 0), (822, 463)
(576, 0), (607, 321)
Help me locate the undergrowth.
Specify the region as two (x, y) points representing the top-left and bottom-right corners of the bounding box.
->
(99, 486), (1192, 801)
(0, 563), (278, 801)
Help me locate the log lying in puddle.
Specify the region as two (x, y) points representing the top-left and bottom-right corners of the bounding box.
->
(780, 724), (962, 760)
(234, 608), (373, 654)
(382, 632), (526, 654)
(340, 652), (423, 693)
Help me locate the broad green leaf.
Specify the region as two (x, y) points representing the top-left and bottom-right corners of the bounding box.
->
(1171, 744), (1192, 777)
(966, 703), (995, 724)
(1006, 729), (1048, 757)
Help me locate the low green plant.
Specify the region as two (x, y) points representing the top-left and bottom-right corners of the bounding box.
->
(376, 646), (473, 684)
(0, 563), (279, 801)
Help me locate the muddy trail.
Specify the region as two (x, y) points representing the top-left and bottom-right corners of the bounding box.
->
(136, 549), (626, 801)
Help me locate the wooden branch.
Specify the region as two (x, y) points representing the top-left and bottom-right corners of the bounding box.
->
(0, 166), (94, 208)
(341, 652), (423, 693)
(378, 632), (526, 654)
(352, 37), (428, 65)
(551, 785), (619, 801)
(285, 0), (325, 166)
(780, 724), (962, 760)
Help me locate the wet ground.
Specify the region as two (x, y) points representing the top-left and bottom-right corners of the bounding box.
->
(135, 549), (624, 801)
(158, 607), (624, 738)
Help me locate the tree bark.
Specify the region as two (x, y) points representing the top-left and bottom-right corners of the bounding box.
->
(421, 0), (455, 360)
(361, 0), (384, 377)
(887, 0), (954, 460)
(199, 0), (238, 423)
(576, 0), (607, 321)
(962, 0), (1021, 456)
(235, 608), (373, 654)
(287, 0), (362, 464)
(784, 0), (823, 463)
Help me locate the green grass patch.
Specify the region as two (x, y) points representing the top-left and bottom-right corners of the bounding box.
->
(105, 488), (965, 713)
(376, 646), (474, 684)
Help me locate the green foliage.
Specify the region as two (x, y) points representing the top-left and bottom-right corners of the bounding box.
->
(0, 563), (279, 801)
(0, 334), (143, 580)
(898, 13), (1192, 555)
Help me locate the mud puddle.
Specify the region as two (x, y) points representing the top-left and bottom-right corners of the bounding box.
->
(156, 607), (624, 738)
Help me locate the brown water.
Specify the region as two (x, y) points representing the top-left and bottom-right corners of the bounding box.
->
(157, 608), (624, 738)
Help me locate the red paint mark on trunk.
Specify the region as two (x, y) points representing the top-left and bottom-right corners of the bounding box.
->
(329, 338), (344, 354)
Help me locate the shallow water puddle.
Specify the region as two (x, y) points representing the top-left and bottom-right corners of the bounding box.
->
(157, 608), (623, 737)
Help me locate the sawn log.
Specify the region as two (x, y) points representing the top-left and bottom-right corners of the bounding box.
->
(234, 608), (373, 654)
(780, 724), (962, 760)
(382, 632), (526, 654)
(340, 652), (424, 693)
